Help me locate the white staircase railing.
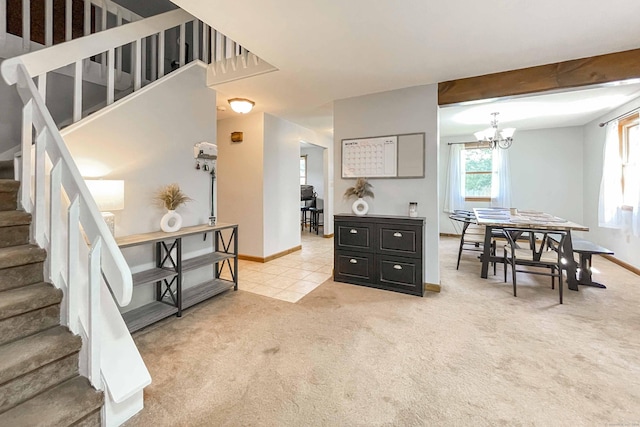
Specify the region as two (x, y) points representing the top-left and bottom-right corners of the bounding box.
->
(7, 58), (138, 409)
(0, 0), (142, 50)
(1, 7), (273, 425)
(2, 8), (272, 126)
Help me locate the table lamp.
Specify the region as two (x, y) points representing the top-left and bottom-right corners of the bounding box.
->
(85, 180), (124, 235)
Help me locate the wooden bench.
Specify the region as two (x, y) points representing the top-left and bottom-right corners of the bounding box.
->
(548, 236), (614, 289)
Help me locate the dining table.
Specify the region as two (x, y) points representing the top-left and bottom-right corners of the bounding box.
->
(473, 208), (589, 291)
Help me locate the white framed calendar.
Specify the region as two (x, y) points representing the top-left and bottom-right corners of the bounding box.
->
(341, 136), (397, 178)
(341, 133), (425, 179)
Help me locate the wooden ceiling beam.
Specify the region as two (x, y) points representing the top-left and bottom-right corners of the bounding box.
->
(438, 48), (640, 106)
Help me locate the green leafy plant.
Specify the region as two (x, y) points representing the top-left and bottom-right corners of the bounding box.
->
(344, 177), (374, 200)
(154, 183), (192, 210)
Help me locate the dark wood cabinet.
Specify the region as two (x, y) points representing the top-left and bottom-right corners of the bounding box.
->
(334, 214), (424, 296)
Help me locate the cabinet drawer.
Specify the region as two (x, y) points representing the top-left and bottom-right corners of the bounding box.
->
(378, 256), (423, 295)
(335, 222), (373, 251)
(334, 252), (374, 282)
(378, 224), (421, 257)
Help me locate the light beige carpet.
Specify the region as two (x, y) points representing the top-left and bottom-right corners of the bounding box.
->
(125, 237), (640, 426)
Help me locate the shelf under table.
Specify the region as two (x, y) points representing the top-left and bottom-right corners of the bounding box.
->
(122, 301), (178, 333)
(182, 252), (236, 272)
(131, 267), (178, 287)
(182, 279), (234, 310)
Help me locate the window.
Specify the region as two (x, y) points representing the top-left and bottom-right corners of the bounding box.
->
(619, 113), (640, 209)
(463, 144), (493, 201)
(300, 155), (307, 185)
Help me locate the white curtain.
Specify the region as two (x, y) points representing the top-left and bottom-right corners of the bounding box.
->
(631, 178), (640, 237)
(490, 147), (511, 208)
(628, 136), (640, 236)
(444, 144), (465, 213)
(598, 120), (623, 228)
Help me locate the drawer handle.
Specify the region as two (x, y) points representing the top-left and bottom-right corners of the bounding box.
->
(393, 232), (403, 237)
(350, 259), (358, 264)
(350, 229), (358, 234)
(393, 265), (403, 270)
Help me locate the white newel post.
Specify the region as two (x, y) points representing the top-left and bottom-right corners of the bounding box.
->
(22, 0), (30, 50)
(67, 196), (80, 334)
(20, 100), (33, 213)
(84, 0), (91, 36)
(107, 48), (115, 105)
(133, 38), (141, 90)
(65, 0), (72, 41)
(49, 159), (62, 287)
(0, 0), (7, 45)
(179, 23), (185, 66)
(158, 30), (165, 78)
(45, 0), (53, 46)
(33, 129), (47, 248)
(192, 19), (199, 61)
(73, 60), (83, 122)
(88, 237), (102, 389)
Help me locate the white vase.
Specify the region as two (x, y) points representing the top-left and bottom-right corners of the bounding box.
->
(160, 210), (183, 232)
(352, 198), (369, 216)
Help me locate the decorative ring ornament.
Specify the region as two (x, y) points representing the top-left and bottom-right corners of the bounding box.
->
(160, 210), (183, 232)
(352, 198), (369, 216)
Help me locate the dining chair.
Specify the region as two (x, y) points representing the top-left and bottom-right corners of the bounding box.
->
(449, 210), (498, 272)
(502, 228), (567, 304)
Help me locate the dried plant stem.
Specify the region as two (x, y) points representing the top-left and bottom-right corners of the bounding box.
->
(154, 183), (192, 211)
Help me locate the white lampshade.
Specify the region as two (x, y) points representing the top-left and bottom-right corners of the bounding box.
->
(86, 180), (124, 211)
(474, 127), (494, 141)
(500, 128), (516, 139)
(228, 98), (255, 114)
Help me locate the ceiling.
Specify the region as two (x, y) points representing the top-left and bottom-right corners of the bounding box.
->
(171, 0), (640, 136)
(440, 81), (640, 137)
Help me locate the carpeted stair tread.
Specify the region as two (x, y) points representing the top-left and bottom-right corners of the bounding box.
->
(0, 305), (60, 347)
(0, 179), (19, 193)
(0, 282), (62, 321)
(73, 410), (101, 427)
(0, 353), (78, 413)
(0, 325), (81, 385)
(0, 376), (103, 427)
(0, 180), (18, 211)
(0, 262), (44, 292)
(0, 210), (31, 227)
(0, 244), (46, 270)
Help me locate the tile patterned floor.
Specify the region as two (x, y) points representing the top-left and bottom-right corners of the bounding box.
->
(228, 232), (333, 303)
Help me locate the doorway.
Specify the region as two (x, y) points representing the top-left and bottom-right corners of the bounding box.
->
(299, 141), (328, 241)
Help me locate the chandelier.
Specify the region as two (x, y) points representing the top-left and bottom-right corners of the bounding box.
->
(473, 112), (515, 149)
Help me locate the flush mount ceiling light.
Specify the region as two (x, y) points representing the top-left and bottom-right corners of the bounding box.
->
(228, 98), (255, 114)
(474, 112), (515, 149)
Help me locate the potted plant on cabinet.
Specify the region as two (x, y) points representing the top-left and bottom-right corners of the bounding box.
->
(344, 177), (374, 216)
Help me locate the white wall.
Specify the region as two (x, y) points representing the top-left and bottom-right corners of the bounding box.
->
(301, 145), (324, 198)
(439, 127), (585, 235)
(263, 114), (333, 255)
(217, 112), (333, 258)
(217, 113), (265, 258)
(61, 64), (217, 312)
(263, 114), (303, 256)
(583, 96), (640, 269)
(333, 84), (440, 286)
